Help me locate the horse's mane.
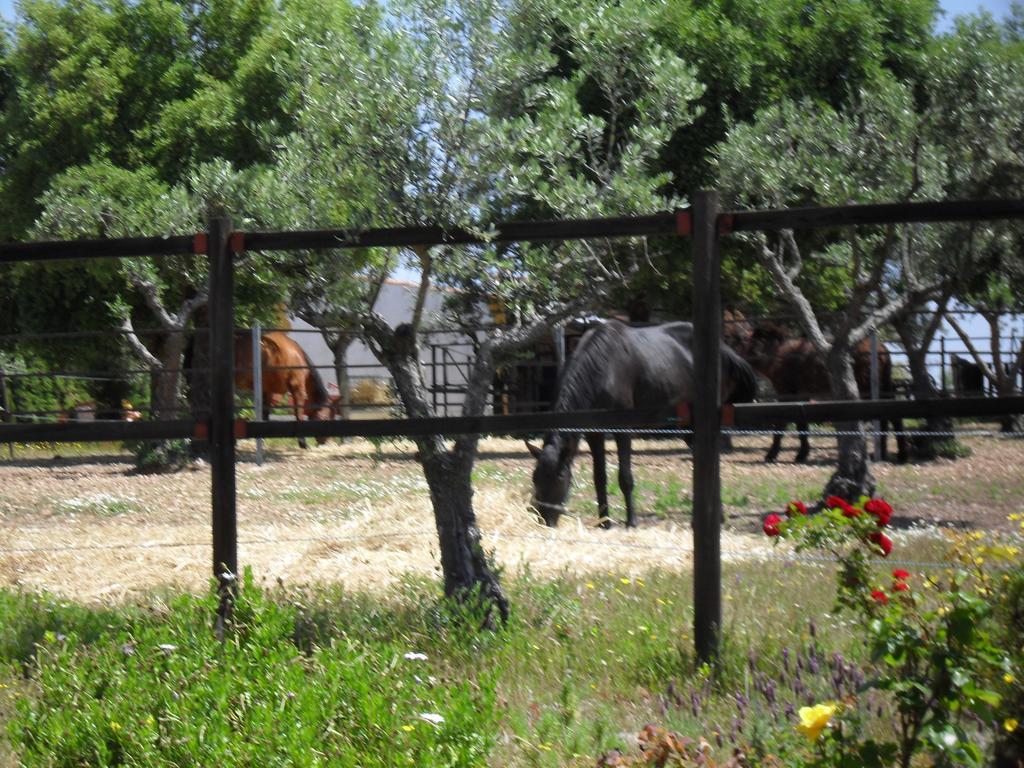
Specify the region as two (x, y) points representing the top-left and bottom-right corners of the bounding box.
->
(723, 344), (758, 404)
(753, 320), (791, 341)
(553, 321), (627, 412)
(301, 347), (330, 407)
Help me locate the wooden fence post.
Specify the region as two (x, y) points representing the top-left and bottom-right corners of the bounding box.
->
(208, 216), (238, 630)
(691, 190), (723, 663)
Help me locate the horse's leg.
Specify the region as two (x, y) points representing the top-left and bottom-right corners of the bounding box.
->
(615, 433), (636, 528)
(289, 386), (308, 449)
(764, 423), (783, 463)
(795, 419), (810, 463)
(586, 433), (610, 529)
(894, 416), (909, 464)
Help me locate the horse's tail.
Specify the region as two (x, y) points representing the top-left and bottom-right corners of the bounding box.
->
(300, 346), (330, 409)
(723, 344), (758, 404)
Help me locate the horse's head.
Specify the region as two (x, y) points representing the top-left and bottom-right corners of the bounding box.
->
(303, 401), (334, 445)
(328, 393), (345, 420)
(723, 309), (754, 353)
(526, 437), (574, 527)
(747, 322), (789, 370)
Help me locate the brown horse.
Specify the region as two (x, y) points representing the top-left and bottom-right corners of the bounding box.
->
(235, 331), (335, 448)
(724, 311), (908, 463)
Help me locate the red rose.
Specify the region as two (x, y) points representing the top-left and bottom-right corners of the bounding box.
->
(893, 582), (910, 592)
(871, 589), (889, 605)
(892, 569), (910, 580)
(826, 496), (858, 517)
(864, 498), (893, 527)
(869, 531), (893, 557)
(763, 513), (783, 537)
(786, 501), (808, 517)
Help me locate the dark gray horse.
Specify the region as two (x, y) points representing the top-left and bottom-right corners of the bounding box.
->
(526, 320), (757, 528)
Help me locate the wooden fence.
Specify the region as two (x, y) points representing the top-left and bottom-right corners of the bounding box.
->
(3, 195), (1024, 658)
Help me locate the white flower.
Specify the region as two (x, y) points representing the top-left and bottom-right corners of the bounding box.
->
(404, 652), (428, 661)
(418, 713), (444, 725)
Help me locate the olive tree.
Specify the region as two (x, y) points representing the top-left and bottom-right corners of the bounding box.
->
(253, 0), (703, 620)
(716, 81), (946, 500)
(928, 17), (1024, 430)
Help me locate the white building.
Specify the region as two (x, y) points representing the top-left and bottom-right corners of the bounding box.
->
(282, 279), (480, 416)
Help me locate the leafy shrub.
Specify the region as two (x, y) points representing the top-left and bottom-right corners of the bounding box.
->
(762, 498), (1019, 768)
(126, 438), (193, 473)
(0, 351), (89, 420)
(9, 574), (498, 767)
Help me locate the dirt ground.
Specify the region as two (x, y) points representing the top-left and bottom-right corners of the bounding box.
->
(0, 432), (1021, 602)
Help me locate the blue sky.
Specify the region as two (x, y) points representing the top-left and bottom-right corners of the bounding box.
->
(0, 0), (1016, 25)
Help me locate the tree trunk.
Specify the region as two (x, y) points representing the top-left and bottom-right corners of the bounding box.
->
(419, 443), (508, 626)
(823, 349), (876, 501)
(151, 332), (186, 420)
(366, 320), (509, 625)
(186, 306), (212, 456)
(331, 333), (353, 421)
(893, 317), (958, 460)
(997, 378), (1023, 433)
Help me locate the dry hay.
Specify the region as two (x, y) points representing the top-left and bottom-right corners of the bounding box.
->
(3, 432), (1020, 604)
(0, 438), (776, 604)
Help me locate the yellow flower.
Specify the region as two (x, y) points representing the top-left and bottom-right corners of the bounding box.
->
(109, 721), (122, 732)
(796, 703), (838, 742)
(1005, 673), (1016, 685)
(1005, 718), (1019, 733)
(585, 582), (595, 590)
(401, 724), (415, 732)
(620, 578), (631, 585)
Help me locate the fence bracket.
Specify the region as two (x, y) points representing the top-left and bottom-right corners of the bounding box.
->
(676, 211), (692, 236)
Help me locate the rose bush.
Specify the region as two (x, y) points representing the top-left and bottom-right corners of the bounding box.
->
(760, 498), (1019, 768)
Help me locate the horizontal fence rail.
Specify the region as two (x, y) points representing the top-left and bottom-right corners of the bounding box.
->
(0, 234), (199, 264)
(3, 199), (1023, 266)
(7, 396), (1016, 445)
(241, 212), (690, 252)
(0, 419), (201, 443)
(726, 198), (1024, 232)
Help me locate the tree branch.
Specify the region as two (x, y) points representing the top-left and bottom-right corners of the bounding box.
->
(945, 312), (1000, 385)
(410, 245), (433, 335)
(922, 285), (955, 348)
(119, 315), (162, 369)
(176, 292), (208, 326)
(125, 268), (177, 330)
(760, 234), (830, 354)
(848, 280), (945, 346)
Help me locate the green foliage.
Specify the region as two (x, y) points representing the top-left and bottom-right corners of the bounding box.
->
(7, 574), (498, 767)
(0, 0), (289, 239)
(767, 499), (1021, 768)
(126, 438), (193, 474)
(0, 350), (88, 420)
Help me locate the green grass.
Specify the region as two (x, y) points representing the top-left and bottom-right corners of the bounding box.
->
(51, 493), (140, 516)
(0, 554), (913, 767)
